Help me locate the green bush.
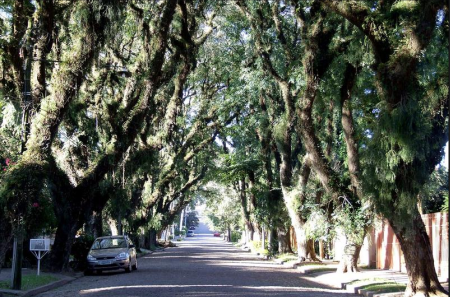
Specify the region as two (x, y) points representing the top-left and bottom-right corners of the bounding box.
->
(248, 240), (261, 251)
(259, 248), (269, 256)
(231, 231), (241, 243)
(70, 234), (94, 271)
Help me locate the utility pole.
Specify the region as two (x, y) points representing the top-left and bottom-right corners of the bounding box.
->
(184, 206), (189, 229)
(261, 225), (265, 251)
(11, 230), (24, 290)
(179, 209), (184, 234)
(11, 44), (33, 290)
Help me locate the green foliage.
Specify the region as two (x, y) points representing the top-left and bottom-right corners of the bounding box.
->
(70, 234), (95, 270)
(248, 240), (268, 255)
(203, 182), (243, 233)
(0, 1), (447, 278)
(420, 167), (448, 213)
(230, 230), (241, 243)
(304, 208), (332, 240)
(148, 213), (163, 231)
(0, 160), (52, 233)
(442, 192), (449, 212)
(185, 211), (199, 228)
(174, 229), (186, 236)
(332, 201), (371, 245)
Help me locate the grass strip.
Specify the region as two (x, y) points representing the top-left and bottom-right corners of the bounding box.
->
(360, 282), (406, 293)
(0, 274), (59, 291)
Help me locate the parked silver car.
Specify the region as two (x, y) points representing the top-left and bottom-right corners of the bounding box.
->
(85, 235), (137, 275)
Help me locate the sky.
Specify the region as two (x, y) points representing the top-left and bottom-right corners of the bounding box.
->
(441, 142), (449, 170)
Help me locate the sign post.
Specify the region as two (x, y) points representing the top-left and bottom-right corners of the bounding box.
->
(30, 239), (50, 276)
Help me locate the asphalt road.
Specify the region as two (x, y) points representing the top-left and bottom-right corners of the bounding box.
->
(36, 223), (357, 297)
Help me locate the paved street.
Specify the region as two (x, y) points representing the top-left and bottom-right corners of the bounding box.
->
(36, 223), (357, 297)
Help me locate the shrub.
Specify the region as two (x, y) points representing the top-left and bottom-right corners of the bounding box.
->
(248, 240), (261, 252)
(70, 234), (94, 271)
(231, 231), (241, 243)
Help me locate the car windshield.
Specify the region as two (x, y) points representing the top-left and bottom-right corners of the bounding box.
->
(91, 238), (127, 250)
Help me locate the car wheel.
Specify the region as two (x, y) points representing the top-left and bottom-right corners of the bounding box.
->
(132, 258), (138, 270)
(125, 258), (132, 272)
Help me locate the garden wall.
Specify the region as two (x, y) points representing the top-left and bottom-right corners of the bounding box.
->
(362, 212), (449, 279)
(287, 212), (448, 280)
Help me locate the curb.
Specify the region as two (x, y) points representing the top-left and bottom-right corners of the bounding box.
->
(341, 278), (448, 297)
(351, 283), (448, 297)
(356, 288), (404, 297)
(268, 256), (409, 297)
(342, 280), (410, 297)
(271, 257), (338, 274)
(23, 276), (80, 297)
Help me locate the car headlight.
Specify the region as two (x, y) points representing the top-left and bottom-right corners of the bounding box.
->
(87, 254), (96, 261)
(115, 252), (129, 260)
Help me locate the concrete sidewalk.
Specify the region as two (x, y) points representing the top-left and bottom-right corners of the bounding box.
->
(305, 268), (449, 297)
(264, 249), (449, 297)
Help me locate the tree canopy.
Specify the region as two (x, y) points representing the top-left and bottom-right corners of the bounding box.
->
(0, 1), (448, 296)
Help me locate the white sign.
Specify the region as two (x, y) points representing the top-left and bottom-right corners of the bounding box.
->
(30, 239), (50, 251)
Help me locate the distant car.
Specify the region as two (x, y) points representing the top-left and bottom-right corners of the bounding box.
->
(187, 230), (194, 237)
(85, 235), (137, 275)
(213, 232), (221, 237)
(189, 226), (195, 230)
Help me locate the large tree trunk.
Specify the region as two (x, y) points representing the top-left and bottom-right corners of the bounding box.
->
(337, 244), (363, 273)
(247, 226), (254, 242)
(92, 211), (103, 238)
(337, 226), (368, 273)
(238, 178), (254, 244)
(389, 212), (448, 297)
(306, 239), (321, 262)
(149, 228), (158, 249)
(252, 223), (262, 241)
(85, 211), (103, 239)
(277, 226), (293, 254)
(226, 226), (231, 243)
(282, 189), (308, 261)
(48, 216), (81, 271)
(268, 228), (278, 255)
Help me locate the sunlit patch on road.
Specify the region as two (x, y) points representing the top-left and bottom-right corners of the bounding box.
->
(80, 284), (234, 294)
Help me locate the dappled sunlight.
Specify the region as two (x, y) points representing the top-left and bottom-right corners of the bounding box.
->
(207, 260), (284, 269)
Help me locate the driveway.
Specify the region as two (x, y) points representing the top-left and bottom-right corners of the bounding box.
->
(36, 223), (357, 297)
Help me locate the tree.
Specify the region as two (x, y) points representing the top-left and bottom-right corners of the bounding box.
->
(419, 166), (448, 214)
(323, 1), (448, 295)
(0, 0), (215, 271)
(204, 182), (243, 241)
